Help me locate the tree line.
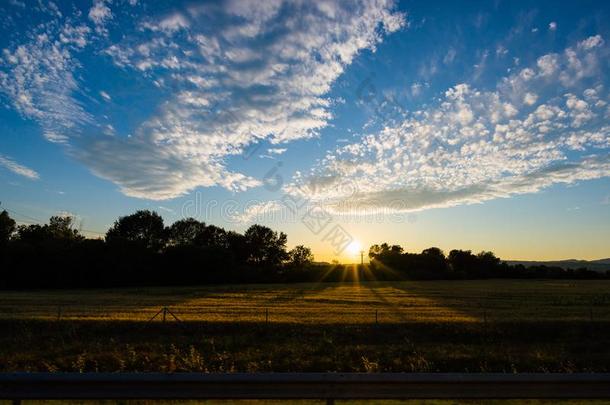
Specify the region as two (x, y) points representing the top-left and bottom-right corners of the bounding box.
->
(367, 243), (608, 280)
(0, 209), (606, 289)
(0, 209), (315, 289)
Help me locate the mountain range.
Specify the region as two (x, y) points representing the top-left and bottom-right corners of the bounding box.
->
(506, 258), (610, 273)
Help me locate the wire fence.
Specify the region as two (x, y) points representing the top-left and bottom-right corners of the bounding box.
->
(1, 301), (609, 324)
(1, 282), (610, 324)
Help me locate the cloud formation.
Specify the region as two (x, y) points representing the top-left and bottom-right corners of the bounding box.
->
(289, 35), (610, 213)
(88, 0), (113, 34)
(0, 18), (92, 143)
(0, 154), (39, 180)
(3, 2), (607, 216)
(84, 0), (406, 199)
(232, 200), (284, 224)
(0, 0), (404, 200)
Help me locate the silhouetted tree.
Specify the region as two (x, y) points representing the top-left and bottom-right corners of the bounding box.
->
(223, 231), (248, 264)
(448, 249), (478, 274)
(369, 243), (403, 259)
(476, 251), (501, 276)
(196, 224), (227, 248)
(0, 207), (607, 289)
(106, 210), (167, 251)
(0, 210), (16, 246)
(368, 244), (382, 259)
(48, 216), (83, 241)
(421, 247), (444, 258)
(288, 245), (314, 267)
(420, 247), (449, 276)
(15, 224), (48, 245)
(243, 224), (288, 267)
(168, 218), (206, 246)
(369, 243), (404, 271)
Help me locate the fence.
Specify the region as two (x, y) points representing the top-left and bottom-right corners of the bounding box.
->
(2, 373), (610, 403)
(3, 303), (609, 324)
(2, 282), (610, 324)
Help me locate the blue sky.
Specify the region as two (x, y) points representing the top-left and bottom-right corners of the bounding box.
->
(0, 0), (609, 261)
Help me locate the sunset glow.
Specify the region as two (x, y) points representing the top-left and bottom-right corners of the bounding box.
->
(346, 240), (363, 257)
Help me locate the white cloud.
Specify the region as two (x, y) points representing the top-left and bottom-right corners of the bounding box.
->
(99, 90), (111, 101)
(59, 24), (90, 48)
(89, 0), (113, 34)
(0, 0), (405, 200)
(549, 21), (557, 31)
(496, 45), (508, 57)
(0, 154), (39, 180)
(0, 20), (93, 143)
(103, 124), (115, 135)
(233, 200), (284, 223)
(523, 92), (538, 105)
(141, 13), (189, 34)
(566, 94), (588, 111)
(410, 82), (422, 97)
(473, 49), (489, 80)
(443, 47), (457, 64)
(157, 205), (176, 214)
(286, 35), (610, 214)
(268, 148), (287, 155)
(84, 0), (406, 199)
(536, 54), (559, 76)
(578, 34), (604, 50)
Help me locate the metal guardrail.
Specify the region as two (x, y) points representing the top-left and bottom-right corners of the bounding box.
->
(1, 373), (610, 402)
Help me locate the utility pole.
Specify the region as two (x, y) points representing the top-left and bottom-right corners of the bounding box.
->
(360, 250), (364, 266)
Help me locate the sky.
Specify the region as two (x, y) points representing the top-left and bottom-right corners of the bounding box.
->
(0, 0), (609, 263)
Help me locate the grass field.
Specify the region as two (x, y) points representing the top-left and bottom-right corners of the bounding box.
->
(1, 280), (610, 323)
(2, 280), (610, 374)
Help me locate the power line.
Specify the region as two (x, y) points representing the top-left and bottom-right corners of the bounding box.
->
(0, 203), (106, 236)
(1, 206), (42, 224)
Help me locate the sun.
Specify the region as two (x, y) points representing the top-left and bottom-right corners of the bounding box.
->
(346, 240), (362, 256)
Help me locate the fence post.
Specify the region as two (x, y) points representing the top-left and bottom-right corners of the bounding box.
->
(147, 307), (181, 323)
(375, 309), (378, 324)
(265, 308), (269, 324)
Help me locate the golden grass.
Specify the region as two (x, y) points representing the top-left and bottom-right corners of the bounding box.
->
(1, 280), (609, 323)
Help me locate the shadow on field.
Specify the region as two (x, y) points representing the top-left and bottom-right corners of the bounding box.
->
(2, 280), (609, 323)
(390, 280), (610, 323)
(390, 282), (486, 322)
(262, 284), (333, 305)
(0, 285), (232, 321)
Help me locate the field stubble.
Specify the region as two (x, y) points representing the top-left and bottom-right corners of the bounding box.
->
(1, 280), (609, 323)
(1, 280), (610, 373)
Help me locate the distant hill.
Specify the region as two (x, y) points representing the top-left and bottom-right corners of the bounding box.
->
(507, 258), (610, 273)
(590, 258), (610, 265)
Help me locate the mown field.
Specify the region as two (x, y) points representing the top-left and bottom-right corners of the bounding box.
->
(1, 280), (610, 374)
(1, 280), (610, 323)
